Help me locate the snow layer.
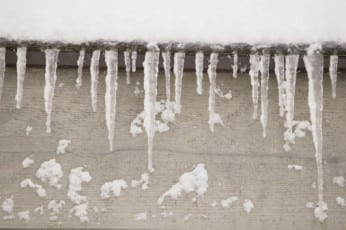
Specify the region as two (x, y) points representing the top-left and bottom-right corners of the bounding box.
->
(1, 0), (346, 44)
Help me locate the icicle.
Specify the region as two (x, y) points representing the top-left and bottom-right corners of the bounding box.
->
(104, 49), (118, 152)
(208, 53), (224, 132)
(249, 53), (260, 119)
(303, 45), (327, 222)
(44, 49), (59, 134)
(162, 50), (171, 102)
(75, 49), (85, 89)
(259, 53), (270, 137)
(143, 45), (160, 172)
(173, 52), (185, 114)
(131, 50), (137, 73)
(195, 51), (204, 95)
(329, 55), (338, 99)
(232, 50), (238, 79)
(285, 54), (299, 133)
(90, 50), (100, 112)
(0, 47), (6, 102)
(15, 47), (27, 109)
(274, 54), (285, 117)
(124, 50), (131, 84)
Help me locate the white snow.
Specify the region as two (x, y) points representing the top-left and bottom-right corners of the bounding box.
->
(249, 53), (260, 120)
(20, 178), (46, 198)
(243, 199), (254, 213)
(287, 164), (303, 171)
(104, 49), (118, 152)
(90, 49), (101, 112)
(329, 55), (338, 99)
(143, 46), (160, 172)
(44, 48), (59, 133)
(75, 48), (85, 89)
(2, 196), (14, 214)
(195, 51), (204, 95)
(333, 176), (345, 187)
(306, 201), (315, 209)
(157, 164), (208, 205)
(48, 200), (65, 221)
(100, 179), (128, 199)
(0, 47), (6, 102)
(15, 46), (27, 109)
(25, 126), (32, 136)
(215, 87), (232, 100)
(210, 200), (218, 207)
(131, 173), (149, 191)
(124, 50), (131, 84)
(34, 206), (44, 215)
(336, 196), (345, 208)
(283, 120), (312, 152)
(17, 210), (30, 222)
(259, 53), (270, 137)
(135, 212), (147, 221)
(36, 159), (63, 189)
(173, 52), (185, 114)
(221, 196), (238, 208)
(22, 157), (34, 168)
(56, 139), (71, 154)
(184, 213), (192, 222)
(314, 201), (328, 222)
(67, 167), (92, 223)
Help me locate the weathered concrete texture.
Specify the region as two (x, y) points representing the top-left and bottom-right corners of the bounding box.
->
(0, 67), (345, 229)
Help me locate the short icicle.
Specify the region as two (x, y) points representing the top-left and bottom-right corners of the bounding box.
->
(15, 46), (27, 109)
(303, 44), (327, 222)
(104, 49), (118, 152)
(232, 50), (238, 79)
(131, 50), (137, 73)
(259, 52), (270, 137)
(44, 49), (59, 134)
(0, 47), (6, 102)
(329, 55), (338, 99)
(75, 48), (85, 89)
(124, 49), (131, 84)
(90, 50), (100, 112)
(249, 53), (260, 119)
(195, 51), (204, 95)
(143, 45), (160, 172)
(173, 51), (185, 114)
(274, 53), (285, 117)
(162, 50), (171, 102)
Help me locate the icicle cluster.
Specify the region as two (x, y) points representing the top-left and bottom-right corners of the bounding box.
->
(124, 49), (131, 84)
(162, 50), (171, 102)
(274, 54), (285, 117)
(249, 53), (260, 119)
(259, 53), (270, 137)
(15, 46), (27, 109)
(75, 49), (85, 89)
(232, 50), (238, 79)
(195, 51), (204, 95)
(90, 50), (100, 112)
(329, 55), (338, 99)
(173, 52), (185, 114)
(131, 50), (137, 72)
(0, 47), (6, 101)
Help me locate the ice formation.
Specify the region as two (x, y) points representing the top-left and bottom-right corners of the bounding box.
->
(259, 53), (270, 137)
(67, 167), (92, 223)
(100, 179), (128, 199)
(333, 176), (345, 187)
(0, 47), (6, 101)
(20, 178), (46, 197)
(329, 55), (338, 99)
(249, 53), (260, 119)
(287, 164), (303, 171)
(15, 46), (27, 109)
(195, 51), (204, 95)
(131, 173), (149, 191)
(104, 49), (118, 152)
(124, 49), (131, 84)
(56, 139), (71, 154)
(304, 44), (327, 222)
(173, 52), (185, 113)
(22, 157), (34, 168)
(75, 48), (85, 89)
(44, 48), (59, 133)
(162, 50), (171, 101)
(143, 45), (160, 172)
(208, 52), (224, 132)
(157, 164), (208, 205)
(25, 126), (32, 136)
(135, 212), (147, 221)
(90, 49), (101, 112)
(336, 197), (345, 207)
(243, 199), (254, 213)
(36, 159), (63, 189)
(131, 50), (137, 72)
(221, 196), (238, 208)
(17, 210), (30, 222)
(274, 54), (285, 117)
(232, 51), (238, 79)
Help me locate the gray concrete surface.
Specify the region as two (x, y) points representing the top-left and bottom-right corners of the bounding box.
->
(0, 67), (345, 229)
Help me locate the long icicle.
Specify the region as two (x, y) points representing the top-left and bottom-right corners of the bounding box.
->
(131, 50), (137, 73)
(143, 45), (160, 172)
(329, 55), (338, 99)
(259, 52), (270, 137)
(162, 50), (171, 102)
(274, 53), (285, 117)
(195, 51), (204, 95)
(105, 49), (118, 152)
(75, 48), (85, 89)
(249, 53), (260, 119)
(232, 50), (238, 79)
(44, 49), (59, 134)
(303, 46), (327, 222)
(90, 50), (100, 112)
(285, 54), (299, 134)
(0, 47), (6, 102)
(15, 46), (27, 109)
(124, 49), (131, 84)
(173, 52), (185, 114)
